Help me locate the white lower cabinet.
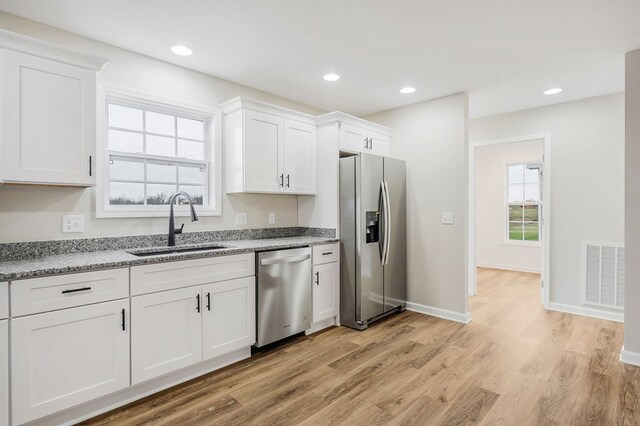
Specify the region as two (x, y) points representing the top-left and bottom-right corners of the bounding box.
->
(203, 277), (255, 360)
(11, 299), (130, 425)
(131, 278), (256, 384)
(1, 319), (8, 426)
(131, 286), (203, 385)
(312, 262), (340, 323)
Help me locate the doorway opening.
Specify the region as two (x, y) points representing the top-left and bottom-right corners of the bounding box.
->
(468, 134), (551, 311)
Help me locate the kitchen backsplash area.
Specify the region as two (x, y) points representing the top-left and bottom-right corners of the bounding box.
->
(0, 227), (336, 261)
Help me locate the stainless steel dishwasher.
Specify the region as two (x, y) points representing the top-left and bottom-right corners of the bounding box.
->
(256, 247), (312, 347)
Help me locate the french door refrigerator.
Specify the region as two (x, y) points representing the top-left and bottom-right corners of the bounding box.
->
(339, 153), (407, 330)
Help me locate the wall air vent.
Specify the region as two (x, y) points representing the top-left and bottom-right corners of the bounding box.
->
(582, 243), (624, 310)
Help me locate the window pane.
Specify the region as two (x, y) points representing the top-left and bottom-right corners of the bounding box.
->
(147, 162), (177, 183)
(508, 165), (524, 184)
(524, 166), (540, 183)
(145, 111), (175, 136)
(178, 140), (204, 160)
(108, 130), (143, 153)
(179, 185), (204, 205)
(524, 205), (539, 221)
(524, 223), (539, 241)
(146, 135), (175, 157)
(508, 184), (524, 202)
(524, 183), (540, 202)
(147, 184), (176, 205)
(509, 222), (523, 240)
(108, 104), (143, 131)
(177, 117), (204, 140)
(109, 157), (144, 181)
(509, 205), (523, 221)
(179, 165), (206, 184)
(109, 182), (144, 205)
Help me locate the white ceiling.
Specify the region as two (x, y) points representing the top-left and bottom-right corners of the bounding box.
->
(0, 0), (638, 118)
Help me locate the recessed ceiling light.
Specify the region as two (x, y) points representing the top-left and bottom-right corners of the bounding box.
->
(323, 73), (340, 82)
(400, 87), (416, 94)
(171, 45), (193, 56)
(544, 88), (562, 95)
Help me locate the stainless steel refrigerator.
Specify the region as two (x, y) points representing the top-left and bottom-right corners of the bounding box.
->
(339, 153), (407, 330)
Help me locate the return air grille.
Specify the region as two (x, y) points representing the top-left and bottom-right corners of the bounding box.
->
(583, 243), (624, 310)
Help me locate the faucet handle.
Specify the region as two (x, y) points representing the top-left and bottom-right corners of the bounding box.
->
(174, 223), (185, 235)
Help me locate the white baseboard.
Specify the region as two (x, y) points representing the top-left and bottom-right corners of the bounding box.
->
(620, 346), (640, 367)
(476, 262), (541, 274)
(406, 301), (471, 324)
(547, 302), (624, 323)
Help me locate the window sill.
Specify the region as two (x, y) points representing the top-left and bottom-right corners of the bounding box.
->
(502, 240), (541, 248)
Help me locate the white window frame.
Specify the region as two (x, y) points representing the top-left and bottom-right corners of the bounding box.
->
(504, 161), (542, 247)
(96, 83), (222, 218)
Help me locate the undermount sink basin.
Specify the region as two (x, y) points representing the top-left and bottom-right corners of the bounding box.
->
(127, 244), (228, 257)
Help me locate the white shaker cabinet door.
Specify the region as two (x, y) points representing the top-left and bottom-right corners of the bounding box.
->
(0, 320), (8, 426)
(131, 286), (203, 384)
(11, 300), (129, 425)
(312, 262), (340, 323)
(202, 277), (255, 360)
(243, 109), (283, 193)
(368, 130), (391, 157)
(283, 119), (316, 195)
(1, 49), (96, 186)
(339, 123), (368, 153)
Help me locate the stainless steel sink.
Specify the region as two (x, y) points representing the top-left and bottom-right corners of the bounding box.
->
(127, 244), (228, 257)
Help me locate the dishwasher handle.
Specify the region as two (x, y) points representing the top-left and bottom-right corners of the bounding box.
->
(260, 254), (311, 266)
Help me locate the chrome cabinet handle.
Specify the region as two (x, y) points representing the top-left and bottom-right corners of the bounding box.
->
(364, 137), (369, 149)
(196, 294), (201, 313)
(121, 308), (126, 331)
(286, 174), (290, 188)
(315, 271), (320, 285)
(280, 174), (284, 187)
(322, 251), (333, 255)
(207, 292), (211, 311)
(89, 156), (92, 176)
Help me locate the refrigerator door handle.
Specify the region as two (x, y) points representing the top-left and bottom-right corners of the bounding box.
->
(383, 181), (392, 265)
(378, 181), (386, 264)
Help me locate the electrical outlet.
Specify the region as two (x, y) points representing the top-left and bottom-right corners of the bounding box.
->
(441, 212), (455, 225)
(62, 215), (84, 233)
(235, 212), (247, 226)
(268, 212), (276, 224)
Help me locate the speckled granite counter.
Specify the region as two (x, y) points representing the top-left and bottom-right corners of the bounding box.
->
(0, 236), (339, 281)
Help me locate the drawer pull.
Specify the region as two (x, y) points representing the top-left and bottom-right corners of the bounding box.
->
(121, 308), (126, 331)
(322, 251), (333, 256)
(61, 286), (92, 294)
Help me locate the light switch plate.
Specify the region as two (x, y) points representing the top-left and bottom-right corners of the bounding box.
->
(62, 215), (84, 233)
(235, 212), (247, 226)
(441, 212), (455, 225)
(268, 212), (276, 224)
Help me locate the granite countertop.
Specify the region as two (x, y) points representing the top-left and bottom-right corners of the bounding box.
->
(0, 236), (339, 281)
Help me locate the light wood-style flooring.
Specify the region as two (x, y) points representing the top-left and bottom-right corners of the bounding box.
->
(82, 267), (639, 425)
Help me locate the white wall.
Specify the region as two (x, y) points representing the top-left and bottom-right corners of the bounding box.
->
(624, 50), (640, 359)
(0, 12), (325, 243)
(470, 93), (624, 317)
(476, 140), (543, 273)
(365, 93), (469, 319)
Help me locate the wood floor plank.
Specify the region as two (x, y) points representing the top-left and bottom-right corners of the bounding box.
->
(82, 267), (636, 426)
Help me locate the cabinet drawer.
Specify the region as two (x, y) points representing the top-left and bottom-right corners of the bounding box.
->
(313, 243), (340, 265)
(11, 269), (129, 317)
(0, 282), (7, 320)
(131, 253), (255, 295)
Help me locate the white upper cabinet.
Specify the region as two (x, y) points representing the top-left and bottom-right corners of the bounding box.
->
(222, 97), (317, 195)
(0, 30), (107, 186)
(317, 112), (392, 157)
